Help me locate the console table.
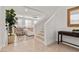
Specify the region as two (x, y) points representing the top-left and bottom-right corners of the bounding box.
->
(58, 31), (79, 47)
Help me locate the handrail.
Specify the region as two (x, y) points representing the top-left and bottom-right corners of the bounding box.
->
(34, 8), (59, 34)
(43, 8), (59, 45)
(44, 8), (59, 25)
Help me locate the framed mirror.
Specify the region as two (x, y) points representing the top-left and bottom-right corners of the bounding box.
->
(67, 6), (79, 27)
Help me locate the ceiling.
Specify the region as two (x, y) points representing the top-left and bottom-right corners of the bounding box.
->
(3, 6), (72, 20)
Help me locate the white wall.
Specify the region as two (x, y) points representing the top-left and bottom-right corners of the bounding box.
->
(44, 9), (59, 45)
(55, 6), (79, 47)
(44, 17), (56, 45)
(0, 7), (8, 49)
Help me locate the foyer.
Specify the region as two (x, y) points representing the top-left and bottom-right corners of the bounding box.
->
(0, 6), (79, 52)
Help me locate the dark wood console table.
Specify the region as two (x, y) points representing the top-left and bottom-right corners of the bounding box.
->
(58, 31), (79, 47)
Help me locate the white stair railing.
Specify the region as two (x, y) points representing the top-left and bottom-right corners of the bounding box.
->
(34, 8), (59, 45)
(34, 15), (50, 36)
(44, 8), (59, 45)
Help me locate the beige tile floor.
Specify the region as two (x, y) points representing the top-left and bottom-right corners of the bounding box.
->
(0, 36), (79, 52)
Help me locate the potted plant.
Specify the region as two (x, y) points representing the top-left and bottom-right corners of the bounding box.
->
(5, 9), (17, 44)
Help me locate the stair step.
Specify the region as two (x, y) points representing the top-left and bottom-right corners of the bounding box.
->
(37, 31), (44, 36)
(36, 35), (44, 41)
(38, 33), (44, 36)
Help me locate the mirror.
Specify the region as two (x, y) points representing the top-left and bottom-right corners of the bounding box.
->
(67, 6), (79, 27)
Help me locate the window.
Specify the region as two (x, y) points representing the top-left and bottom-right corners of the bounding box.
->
(25, 20), (33, 28)
(17, 19), (23, 27)
(70, 13), (79, 24)
(67, 6), (79, 27)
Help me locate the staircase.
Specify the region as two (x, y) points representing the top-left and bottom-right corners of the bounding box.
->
(36, 31), (44, 43)
(34, 8), (59, 46)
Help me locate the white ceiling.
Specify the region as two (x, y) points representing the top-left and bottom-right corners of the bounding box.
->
(3, 6), (72, 20)
(28, 6), (59, 15)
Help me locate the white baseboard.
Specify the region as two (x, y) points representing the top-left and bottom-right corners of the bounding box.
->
(45, 40), (56, 46)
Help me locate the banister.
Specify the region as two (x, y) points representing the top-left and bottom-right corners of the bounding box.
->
(44, 9), (59, 25)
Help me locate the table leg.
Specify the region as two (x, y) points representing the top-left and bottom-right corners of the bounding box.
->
(61, 34), (62, 42)
(58, 33), (59, 44)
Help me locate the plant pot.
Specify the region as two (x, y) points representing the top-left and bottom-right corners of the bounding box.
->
(8, 26), (16, 44)
(8, 34), (15, 44)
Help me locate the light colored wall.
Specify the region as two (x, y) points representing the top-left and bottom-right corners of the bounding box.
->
(0, 7), (8, 48)
(44, 17), (56, 45)
(43, 6), (79, 46)
(55, 6), (79, 46)
(44, 9), (59, 45)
